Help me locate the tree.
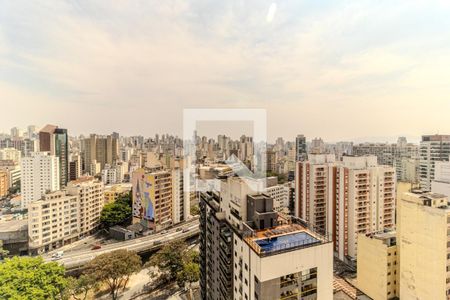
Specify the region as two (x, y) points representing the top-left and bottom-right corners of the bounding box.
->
(0, 256), (67, 300)
(0, 241), (8, 259)
(147, 240), (188, 282)
(67, 274), (98, 300)
(85, 249), (141, 300)
(115, 191), (132, 207)
(147, 240), (200, 292)
(8, 179), (20, 195)
(190, 204), (200, 216)
(100, 201), (132, 228)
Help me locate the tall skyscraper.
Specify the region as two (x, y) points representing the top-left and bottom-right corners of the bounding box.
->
(39, 124), (69, 187)
(81, 133), (119, 173)
(199, 175), (333, 300)
(419, 134), (450, 191)
(20, 152), (60, 209)
(295, 134), (307, 162)
(296, 155), (396, 262)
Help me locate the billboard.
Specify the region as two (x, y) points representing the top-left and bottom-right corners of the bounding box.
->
(132, 168), (155, 229)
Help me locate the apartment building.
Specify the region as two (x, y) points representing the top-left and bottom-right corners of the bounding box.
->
(333, 156), (396, 261)
(39, 125), (69, 187)
(66, 177), (104, 235)
(357, 231), (398, 300)
(432, 160), (450, 197)
(132, 168), (173, 231)
(295, 154), (336, 234)
(0, 160), (21, 188)
(0, 147), (21, 164)
(68, 154), (82, 181)
(20, 152), (60, 209)
(171, 166), (190, 224)
(295, 134), (307, 162)
(28, 177), (104, 254)
(296, 155), (395, 262)
(419, 134), (450, 191)
(199, 176), (333, 300)
(353, 138), (417, 180)
(104, 183), (132, 204)
(264, 182), (290, 214)
(397, 191), (450, 299)
(81, 133), (119, 173)
(0, 170), (8, 197)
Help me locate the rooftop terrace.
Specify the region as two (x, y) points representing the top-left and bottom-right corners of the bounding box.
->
(244, 221), (329, 256)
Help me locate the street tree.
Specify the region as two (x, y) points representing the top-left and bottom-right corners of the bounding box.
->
(85, 249), (141, 300)
(0, 256), (67, 300)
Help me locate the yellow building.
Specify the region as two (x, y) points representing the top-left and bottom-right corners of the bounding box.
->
(398, 191), (450, 299)
(0, 170), (8, 197)
(357, 231), (398, 300)
(104, 184), (132, 204)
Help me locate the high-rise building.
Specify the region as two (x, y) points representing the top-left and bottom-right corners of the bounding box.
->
(68, 154), (82, 181)
(0, 170), (8, 197)
(20, 152), (60, 209)
(295, 154), (336, 234)
(131, 168), (173, 231)
(199, 176), (333, 300)
(28, 177), (104, 254)
(356, 231), (398, 300)
(397, 190), (450, 299)
(81, 133), (119, 173)
(39, 125), (69, 187)
(295, 134), (307, 162)
(0, 148), (21, 164)
(420, 135), (450, 191)
(10, 127), (22, 140)
(310, 137), (326, 154)
(296, 155), (395, 262)
(432, 160), (450, 197)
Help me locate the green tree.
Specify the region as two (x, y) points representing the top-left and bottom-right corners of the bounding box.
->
(8, 179), (20, 195)
(147, 240), (200, 291)
(0, 256), (67, 300)
(100, 202), (132, 228)
(147, 240), (188, 281)
(190, 204), (200, 216)
(115, 191), (132, 207)
(0, 241), (8, 259)
(85, 249), (141, 300)
(67, 274), (98, 300)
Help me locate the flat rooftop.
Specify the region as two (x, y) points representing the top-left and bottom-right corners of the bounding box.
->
(244, 223), (326, 256)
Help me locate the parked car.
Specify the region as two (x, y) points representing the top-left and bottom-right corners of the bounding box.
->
(182, 228), (190, 233)
(153, 240), (162, 245)
(176, 228), (182, 232)
(91, 244), (101, 250)
(160, 230), (168, 234)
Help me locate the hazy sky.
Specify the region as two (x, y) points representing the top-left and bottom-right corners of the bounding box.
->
(1, 0), (450, 142)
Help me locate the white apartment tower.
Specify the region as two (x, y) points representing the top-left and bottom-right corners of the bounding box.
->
(20, 152), (60, 209)
(419, 135), (450, 191)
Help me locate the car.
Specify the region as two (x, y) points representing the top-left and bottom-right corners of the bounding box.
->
(182, 228), (189, 233)
(51, 251), (64, 260)
(153, 240), (162, 245)
(160, 230), (168, 234)
(176, 228), (182, 232)
(91, 244), (101, 250)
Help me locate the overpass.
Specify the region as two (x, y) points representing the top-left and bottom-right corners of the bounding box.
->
(43, 218), (200, 271)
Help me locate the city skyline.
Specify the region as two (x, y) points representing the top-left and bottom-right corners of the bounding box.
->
(2, 1), (450, 141)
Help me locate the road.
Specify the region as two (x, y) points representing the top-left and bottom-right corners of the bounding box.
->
(43, 218), (200, 269)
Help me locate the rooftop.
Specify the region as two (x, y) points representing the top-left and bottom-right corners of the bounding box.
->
(0, 219), (28, 232)
(244, 222), (328, 256)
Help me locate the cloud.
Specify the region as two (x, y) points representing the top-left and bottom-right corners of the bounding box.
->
(0, 0), (450, 140)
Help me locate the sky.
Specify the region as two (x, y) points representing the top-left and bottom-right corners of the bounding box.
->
(1, 0), (450, 143)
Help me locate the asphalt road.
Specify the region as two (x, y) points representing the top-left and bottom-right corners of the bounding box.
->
(43, 218), (200, 268)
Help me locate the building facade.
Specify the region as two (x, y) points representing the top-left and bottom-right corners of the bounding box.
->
(20, 152), (60, 209)
(419, 134), (450, 191)
(28, 177), (104, 254)
(39, 125), (69, 187)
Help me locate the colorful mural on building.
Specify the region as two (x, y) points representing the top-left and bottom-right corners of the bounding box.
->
(132, 169), (155, 229)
